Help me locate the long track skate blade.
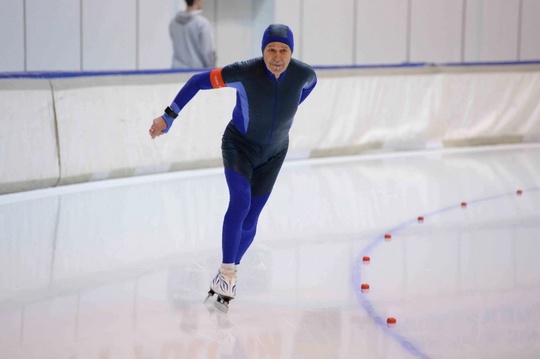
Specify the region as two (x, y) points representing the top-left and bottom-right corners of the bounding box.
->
(212, 299), (229, 314)
(203, 289), (215, 304)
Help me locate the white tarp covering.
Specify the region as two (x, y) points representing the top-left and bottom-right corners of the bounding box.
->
(1, 65), (540, 194)
(0, 79), (59, 193)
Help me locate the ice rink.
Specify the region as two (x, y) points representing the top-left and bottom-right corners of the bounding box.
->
(1, 143), (540, 359)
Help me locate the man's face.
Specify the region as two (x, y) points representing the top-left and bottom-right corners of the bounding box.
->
(263, 42), (292, 79)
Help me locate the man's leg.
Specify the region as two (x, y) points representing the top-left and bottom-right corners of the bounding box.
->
(222, 168), (252, 264)
(234, 193), (270, 264)
(234, 146), (288, 264)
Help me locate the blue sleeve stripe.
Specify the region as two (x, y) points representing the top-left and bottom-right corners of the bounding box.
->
(299, 76), (317, 104)
(227, 81), (250, 133)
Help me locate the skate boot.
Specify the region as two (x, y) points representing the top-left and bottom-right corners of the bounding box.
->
(204, 265), (237, 313)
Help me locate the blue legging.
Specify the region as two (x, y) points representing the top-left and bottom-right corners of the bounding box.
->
(222, 169), (270, 264)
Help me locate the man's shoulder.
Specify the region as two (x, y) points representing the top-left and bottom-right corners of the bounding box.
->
(221, 58), (264, 82)
(290, 58), (315, 73)
(241, 57), (265, 67)
(288, 58), (316, 81)
(225, 58), (263, 71)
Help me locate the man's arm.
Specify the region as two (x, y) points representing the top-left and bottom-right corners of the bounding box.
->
(159, 71), (215, 132)
(148, 69), (226, 138)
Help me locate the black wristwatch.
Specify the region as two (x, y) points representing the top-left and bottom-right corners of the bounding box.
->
(164, 106), (178, 119)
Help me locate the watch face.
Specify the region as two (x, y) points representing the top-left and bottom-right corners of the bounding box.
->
(165, 107), (177, 118)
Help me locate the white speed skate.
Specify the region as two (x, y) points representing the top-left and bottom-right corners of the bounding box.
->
(204, 266), (237, 313)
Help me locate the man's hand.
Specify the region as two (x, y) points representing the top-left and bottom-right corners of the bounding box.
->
(149, 116), (167, 139)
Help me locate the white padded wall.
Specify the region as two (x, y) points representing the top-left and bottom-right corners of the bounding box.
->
(302, 0), (355, 66)
(410, 0), (464, 63)
(82, 0), (137, 71)
(50, 75), (236, 185)
(464, 0), (520, 62)
(520, 0), (540, 61)
(215, 0), (253, 65)
(138, 0), (171, 70)
(0, 0), (24, 72)
(356, 0), (408, 65)
(2, 65), (540, 194)
(26, 0), (80, 71)
(1, 0), (539, 73)
(0, 80), (59, 194)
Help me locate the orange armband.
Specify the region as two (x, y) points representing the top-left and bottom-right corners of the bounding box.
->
(210, 68), (226, 88)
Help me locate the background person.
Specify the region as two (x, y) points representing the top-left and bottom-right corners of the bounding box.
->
(170, 0), (216, 69)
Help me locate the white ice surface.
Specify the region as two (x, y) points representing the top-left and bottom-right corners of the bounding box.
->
(1, 144), (540, 359)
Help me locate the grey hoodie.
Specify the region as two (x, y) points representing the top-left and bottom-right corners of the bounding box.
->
(170, 10), (216, 69)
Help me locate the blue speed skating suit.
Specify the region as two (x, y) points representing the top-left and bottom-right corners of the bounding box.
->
(162, 57), (317, 264)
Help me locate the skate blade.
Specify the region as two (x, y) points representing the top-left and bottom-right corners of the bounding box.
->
(213, 299), (229, 314)
(203, 289), (216, 307)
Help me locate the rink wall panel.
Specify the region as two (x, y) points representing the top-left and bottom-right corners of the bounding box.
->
(1, 65), (540, 194)
(0, 79), (59, 193)
(50, 73), (232, 186)
(3, 0), (540, 71)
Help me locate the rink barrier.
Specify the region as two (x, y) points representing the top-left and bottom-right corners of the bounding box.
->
(0, 79), (59, 193)
(1, 62), (540, 195)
